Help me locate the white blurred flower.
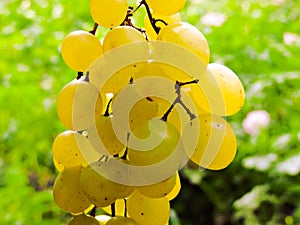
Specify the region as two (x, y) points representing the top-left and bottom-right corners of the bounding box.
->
(277, 154), (300, 176)
(242, 153), (277, 171)
(201, 12), (227, 27)
(243, 110), (271, 136)
(283, 32), (300, 46)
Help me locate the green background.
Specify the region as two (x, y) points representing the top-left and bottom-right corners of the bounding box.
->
(0, 0), (300, 224)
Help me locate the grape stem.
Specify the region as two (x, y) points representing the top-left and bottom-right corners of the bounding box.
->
(161, 79), (199, 122)
(89, 23), (99, 35)
(124, 199), (127, 217)
(137, 0), (168, 35)
(104, 98), (113, 116)
(89, 206), (97, 217)
(111, 202), (116, 217)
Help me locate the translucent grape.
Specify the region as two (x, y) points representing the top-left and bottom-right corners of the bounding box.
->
(87, 114), (125, 156)
(61, 30), (103, 72)
(137, 172), (177, 198)
(80, 160), (126, 207)
(183, 114), (237, 170)
(103, 26), (146, 53)
(106, 216), (137, 225)
(52, 130), (100, 171)
(166, 172), (181, 200)
(127, 191), (170, 225)
(146, 0), (186, 16)
(207, 63), (245, 116)
(144, 12), (181, 40)
(90, 0), (128, 28)
(157, 22), (210, 64)
(68, 214), (100, 225)
(53, 166), (93, 214)
(56, 78), (103, 131)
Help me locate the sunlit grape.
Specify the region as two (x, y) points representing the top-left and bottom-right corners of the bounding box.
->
(68, 214), (99, 225)
(61, 30), (103, 72)
(90, 0), (128, 28)
(146, 0), (186, 16)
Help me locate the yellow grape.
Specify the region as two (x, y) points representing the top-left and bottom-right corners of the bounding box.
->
(144, 12), (181, 40)
(106, 216), (137, 225)
(56, 78), (103, 131)
(127, 191), (170, 225)
(52, 130), (100, 171)
(90, 0), (128, 28)
(95, 215), (111, 225)
(207, 63), (245, 116)
(103, 26), (146, 53)
(129, 97), (159, 131)
(61, 30), (103, 72)
(133, 61), (166, 79)
(166, 172), (181, 200)
(157, 22), (210, 65)
(100, 63), (145, 96)
(53, 166), (93, 214)
(80, 160), (126, 207)
(68, 214), (100, 225)
(183, 114), (237, 170)
(146, 0), (186, 16)
(87, 114), (125, 156)
(102, 199), (126, 217)
(137, 172), (177, 198)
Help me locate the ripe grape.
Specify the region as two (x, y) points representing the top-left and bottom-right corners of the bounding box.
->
(52, 130), (100, 171)
(87, 114), (125, 156)
(61, 30), (103, 72)
(157, 22), (210, 65)
(90, 0), (128, 28)
(56, 78), (103, 131)
(137, 172), (177, 198)
(146, 0), (186, 16)
(68, 214), (100, 225)
(80, 160), (129, 207)
(53, 166), (93, 214)
(144, 12), (181, 40)
(103, 26), (146, 53)
(127, 191), (170, 225)
(166, 172), (181, 200)
(106, 216), (137, 225)
(207, 63), (245, 116)
(183, 114), (237, 170)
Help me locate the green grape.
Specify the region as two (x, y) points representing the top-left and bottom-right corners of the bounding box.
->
(61, 30), (103, 72)
(106, 216), (137, 225)
(87, 114), (125, 156)
(80, 160), (126, 207)
(128, 118), (182, 167)
(68, 214), (100, 225)
(144, 12), (181, 40)
(146, 0), (186, 16)
(208, 63), (245, 116)
(52, 130), (101, 171)
(102, 199), (126, 217)
(95, 215), (111, 225)
(137, 172), (177, 198)
(57, 78), (103, 131)
(166, 172), (181, 200)
(157, 22), (210, 65)
(183, 114), (237, 170)
(53, 166), (93, 214)
(127, 191), (170, 225)
(103, 26), (146, 53)
(90, 0), (128, 28)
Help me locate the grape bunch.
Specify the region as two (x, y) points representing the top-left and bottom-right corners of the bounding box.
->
(52, 0), (245, 224)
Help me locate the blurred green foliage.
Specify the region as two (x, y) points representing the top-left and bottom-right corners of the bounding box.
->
(0, 0), (300, 224)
